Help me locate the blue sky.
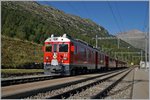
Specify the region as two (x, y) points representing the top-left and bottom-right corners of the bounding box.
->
(37, 1), (149, 35)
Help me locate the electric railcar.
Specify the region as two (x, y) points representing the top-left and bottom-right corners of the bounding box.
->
(43, 34), (127, 75)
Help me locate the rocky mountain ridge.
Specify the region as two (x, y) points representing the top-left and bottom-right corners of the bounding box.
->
(117, 29), (146, 51)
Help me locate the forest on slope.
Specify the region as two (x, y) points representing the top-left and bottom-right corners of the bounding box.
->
(2, 1), (109, 44)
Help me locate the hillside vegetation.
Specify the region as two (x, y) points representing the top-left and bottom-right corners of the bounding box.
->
(1, 35), (43, 68)
(2, 1), (109, 44)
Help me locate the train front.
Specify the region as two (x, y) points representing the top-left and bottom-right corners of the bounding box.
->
(43, 34), (72, 75)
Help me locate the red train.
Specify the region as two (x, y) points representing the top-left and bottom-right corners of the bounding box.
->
(43, 34), (127, 75)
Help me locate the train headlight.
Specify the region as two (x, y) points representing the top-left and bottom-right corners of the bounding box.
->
(63, 57), (68, 60)
(46, 57), (49, 60)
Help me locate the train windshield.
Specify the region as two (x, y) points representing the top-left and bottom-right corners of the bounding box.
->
(45, 44), (52, 52)
(53, 44), (57, 52)
(59, 44), (68, 52)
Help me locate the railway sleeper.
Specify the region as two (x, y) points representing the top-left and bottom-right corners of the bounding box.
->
(47, 69), (128, 99)
(91, 69), (132, 99)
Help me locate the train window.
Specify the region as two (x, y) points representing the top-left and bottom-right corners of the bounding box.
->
(45, 44), (52, 52)
(53, 44), (57, 52)
(59, 44), (68, 52)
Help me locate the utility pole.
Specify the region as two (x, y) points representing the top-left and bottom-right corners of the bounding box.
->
(145, 26), (149, 68)
(141, 50), (143, 61)
(115, 52), (116, 59)
(96, 35), (98, 48)
(145, 36), (147, 68)
(121, 52), (123, 60)
(117, 39), (120, 49)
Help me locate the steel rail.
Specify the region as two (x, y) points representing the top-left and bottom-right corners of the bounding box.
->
(47, 69), (129, 99)
(1, 74), (61, 86)
(2, 69), (125, 99)
(1, 68), (125, 86)
(91, 69), (132, 99)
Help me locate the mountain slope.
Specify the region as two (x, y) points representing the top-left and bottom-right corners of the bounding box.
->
(116, 29), (146, 51)
(2, 1), (109, 44)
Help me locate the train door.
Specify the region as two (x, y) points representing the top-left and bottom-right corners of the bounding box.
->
(95, 52), (98, 70)
(70, 42), (75, 63)
(116, 60), (118, 68)
(105, 55), (109, 69)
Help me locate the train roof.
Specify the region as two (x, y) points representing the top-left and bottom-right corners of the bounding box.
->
(45, 34), (71, 42)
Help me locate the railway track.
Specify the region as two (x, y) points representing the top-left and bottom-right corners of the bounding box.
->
(1, 69), (123, 87)
(104, 68), (134, 99)
(1, 74), (62, 86)
(90, 69), (132, 99)
(46, 69), (132, 99)
(2, 69), (126, 99)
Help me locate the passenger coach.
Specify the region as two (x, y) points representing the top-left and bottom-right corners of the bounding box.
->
(43, 34), (126, 75)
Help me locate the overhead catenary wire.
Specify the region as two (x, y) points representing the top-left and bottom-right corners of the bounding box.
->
(107, 2), (124, 49)
(107, 2), (123, 34)
(83, 2), (92, 19)
(142, 4), (149, 66)
(66, 1), (96, 45)
(114, 3), (126, 33)
(66, 1), (82, 17)
(143, 4), (149, 33)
